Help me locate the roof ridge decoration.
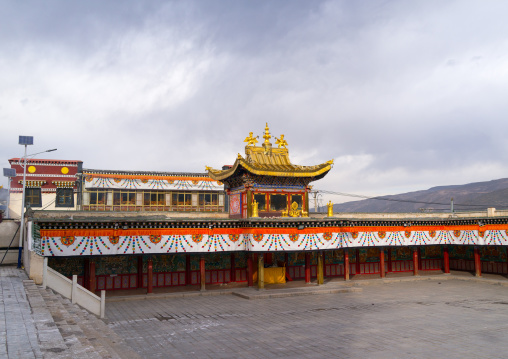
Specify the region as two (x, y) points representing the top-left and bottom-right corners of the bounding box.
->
(206, 123), (334, 181)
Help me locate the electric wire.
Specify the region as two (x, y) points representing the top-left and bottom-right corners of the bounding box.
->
(316, 189), (508, 208)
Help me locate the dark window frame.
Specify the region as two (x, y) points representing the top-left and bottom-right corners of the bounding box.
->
(25, 188), (42, 208)
(56, 188), (74, 208)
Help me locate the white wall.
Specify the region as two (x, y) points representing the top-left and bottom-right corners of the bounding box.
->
(8, 192), (77, 219)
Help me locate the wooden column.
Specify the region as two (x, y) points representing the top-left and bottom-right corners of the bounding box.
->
(147, 258), (153, 294)
(230, 253), (236, 283)
(317, 252), (324, 285)
(200, 256), (206, 291)
(344, 249), (350, 281)
(185, 254), (191, 285)
(258, 253), (264, 290)
(305, 252), (311, 283)
(380, 248), (385, 278)
(387, 248), (392, 273)
(474, 246), (481, 277)
(137, 256), (143, 288)
(247, 254), (253, 287)
(89, 261), (96, 292)
(355, 248), (360, 275)
(83, 259), (90, 290)
(413, 247), (419, 276)
(417, 247), (422, 271)
(443, 247), (450, 274)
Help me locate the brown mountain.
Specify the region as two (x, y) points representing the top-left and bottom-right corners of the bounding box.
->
(330, 178), (508, 213)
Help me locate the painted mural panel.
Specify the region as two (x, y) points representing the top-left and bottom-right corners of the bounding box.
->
(480, 246), (507, 262)
(234, 252), (248, 268)
(360, 248), (380, 263)
(288, 253), (305, 266)
(325, 250), (344, 264)
(205, 253), (231, 270)
(48, 257), (84, 277)
(449, 245), (474, 260)
(391, 247), (412, 261)
(151, 254), (186, 273)
(95, 256), (138, 275)
(421, 246), (442, 259)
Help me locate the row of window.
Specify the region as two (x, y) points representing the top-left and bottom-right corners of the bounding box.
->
(253, 193), (303, 212)
(83, 190), (224, 211)
(24, 188), (74, 208)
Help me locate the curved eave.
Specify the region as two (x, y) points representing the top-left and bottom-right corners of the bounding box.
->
(208, 158), (333, 181)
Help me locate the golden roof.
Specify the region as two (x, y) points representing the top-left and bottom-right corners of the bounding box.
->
(207, 124), (333, 181)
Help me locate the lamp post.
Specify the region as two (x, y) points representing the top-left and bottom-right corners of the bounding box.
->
(17, 135), (57, 268)
(2, 168), (16, 219)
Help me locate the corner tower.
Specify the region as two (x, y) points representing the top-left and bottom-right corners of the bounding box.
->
(206, 124), (333, 218)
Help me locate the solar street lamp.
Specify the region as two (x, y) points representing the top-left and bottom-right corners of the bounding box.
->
(2, 168), (16, 219)
(17, 135), (57, 268)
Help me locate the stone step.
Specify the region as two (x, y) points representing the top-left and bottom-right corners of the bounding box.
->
(23, 280), (74, 359)
(38, 287), (104, 358)
(38, 287), (140, 359)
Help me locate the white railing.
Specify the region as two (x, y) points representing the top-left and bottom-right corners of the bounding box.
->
(42, 258), (105, 318)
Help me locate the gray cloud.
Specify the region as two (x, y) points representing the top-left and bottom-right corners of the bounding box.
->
(1, 0), (508, 204)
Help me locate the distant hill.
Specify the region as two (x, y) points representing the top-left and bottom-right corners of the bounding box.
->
(329, 178), (508, 213)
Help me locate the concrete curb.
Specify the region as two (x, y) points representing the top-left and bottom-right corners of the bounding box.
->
(232, 287), (362, 300)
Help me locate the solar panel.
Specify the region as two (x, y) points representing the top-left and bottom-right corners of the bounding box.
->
(18, 136), (34, 145)
(3, 168), (16, 177)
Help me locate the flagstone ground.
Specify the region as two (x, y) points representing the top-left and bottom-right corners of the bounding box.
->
(3, 265), (508, 358)
(105, 277), (508, 358)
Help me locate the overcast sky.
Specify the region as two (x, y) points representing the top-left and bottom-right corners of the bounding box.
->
(1, 0), (508, 204)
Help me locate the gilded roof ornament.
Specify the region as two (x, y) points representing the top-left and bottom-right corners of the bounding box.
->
(263, 123), (272, 145)
(244, 132), (259, 146)
(275, 134), (288, 149)
(206, 124), (333, 181)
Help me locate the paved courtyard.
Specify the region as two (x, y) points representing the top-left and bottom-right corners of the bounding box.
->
(105, 279), (508, 358)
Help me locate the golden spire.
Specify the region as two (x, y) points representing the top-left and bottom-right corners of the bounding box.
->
(263, 123), (271, 145)
(262, 122), (273, 155)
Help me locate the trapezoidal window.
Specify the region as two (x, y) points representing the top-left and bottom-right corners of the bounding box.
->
(269, 194), (287, 211)
(253, 193), (266, 211)
(56, 188), (74, 207)
(25, 188), (41, 207)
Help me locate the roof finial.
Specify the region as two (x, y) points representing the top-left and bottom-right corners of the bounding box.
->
(263, 123), (271, 145)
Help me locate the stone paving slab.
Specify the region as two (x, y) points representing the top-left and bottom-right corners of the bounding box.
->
(105, 277), (508, 358)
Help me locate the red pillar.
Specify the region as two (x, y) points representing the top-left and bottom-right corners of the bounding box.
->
(380, 248), (385, 278)
(247, 255), (253, 287)
(305, 252), (311, 283)
(185, 254), (191, 285)
(443, 247), (450, 274)
(137, 256), (143, 288)
(355, 248), (360, 275)
(413, 248), (419, 276)
(147, 258), (153, 294)
(200, 256), (206, 291)
(474, 246), (481, 277)
(344, 249), (350, 281)
(89, 261), (96, 292)
(231, 253), (236, 283)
